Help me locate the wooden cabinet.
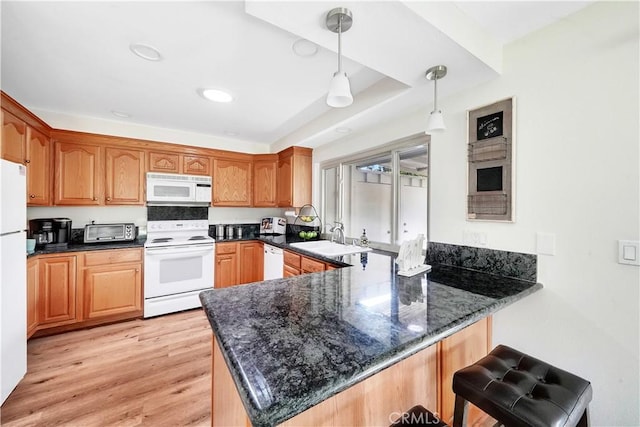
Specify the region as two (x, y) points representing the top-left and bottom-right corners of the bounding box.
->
(283, 250), (301, 276)
(215, 243), (239, 288)
(38, 255), (77, 327)
(79, 249), (143, 320)
(253, 155), (277, 207)
(25, 127), (51, 205)
(213, 158), (252, 206)
(27, 257), (39, 338)
(53, 141), (103, 205)
(148, 151), (180, 173)
(1, 109), (27, 164)
(438, 317), (492, 425)
(183, 155), (210, 175)
(147, 151), (210, 176)
(239, 242), (263, 285)
(277, 146), (312, 208)
(105, 147), (145, 205)
(216, 241), (264, 287)
(301, 257), (325, 274)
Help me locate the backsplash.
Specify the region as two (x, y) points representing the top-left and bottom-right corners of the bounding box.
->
(426, 242), (537, 282)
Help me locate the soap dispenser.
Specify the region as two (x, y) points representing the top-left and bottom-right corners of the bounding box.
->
(360, 229), (369, 247)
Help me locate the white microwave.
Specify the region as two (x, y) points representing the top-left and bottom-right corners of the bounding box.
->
(146, 172), (212, 206)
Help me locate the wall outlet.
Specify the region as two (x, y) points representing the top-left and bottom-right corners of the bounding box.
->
(618, 240), (640, 266)
(463, 231), (488, 247)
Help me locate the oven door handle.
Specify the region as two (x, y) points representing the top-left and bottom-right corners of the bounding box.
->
(145, 245), (214, 257)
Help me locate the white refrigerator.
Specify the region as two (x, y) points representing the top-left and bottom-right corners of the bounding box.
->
(0, 158), (27, 404)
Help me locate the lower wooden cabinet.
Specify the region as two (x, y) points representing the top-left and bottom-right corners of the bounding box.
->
(28, 248), (144, 338)
(79, 249), (143, 320)
(38, 255), (77, 327)
(284, 250), (333, 276)
(26, 257), (39, 338)
(215, 241), (263, 288)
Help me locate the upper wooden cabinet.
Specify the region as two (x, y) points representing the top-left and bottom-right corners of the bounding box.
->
(105, 147), (145, 205)
(148, 151), (180, 174)
(1, 109), (27, 164)
(147, 151), (210, 176)
(25, 126), (51, 206)
(277, 147), (312, 208)
(213, 158), (252, 206)
(253, 155), (277, 207)
(54, 141), (103, 205)
(183, 155), (210, 175)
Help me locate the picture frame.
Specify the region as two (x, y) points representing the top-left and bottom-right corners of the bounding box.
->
(466, 97), (515, 222)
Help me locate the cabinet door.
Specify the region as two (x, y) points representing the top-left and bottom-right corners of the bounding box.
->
(148, 151), (180, 173)
(301, 256), (325, 274)
(253, 159), (277, 207)
(25, 127), (51, 206)
(83, 262), (142, 319)
(239, 242), (264, 284)
(213, 159), (252, 206)
(283, 264), (300, 277)
(215, 253), (238, 288)
(291, 152), (312, 208)
(1, 109), (26, 164)
(27, 257), (39, 338)
(183, 155), (210, 175)
(438, 317), (491, 425)
(54, 142), (103, 205)
(39, 256), (76, 326)
(276, 154), (293, 207)
(105, 147), (145, 205)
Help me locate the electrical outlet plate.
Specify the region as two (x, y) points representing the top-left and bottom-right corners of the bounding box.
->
(618, 240), (640, 266)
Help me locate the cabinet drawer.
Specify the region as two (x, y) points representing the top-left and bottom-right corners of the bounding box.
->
(283, 264), (300, 277)
(284, 250), (301, 269)
(301, 257), (325, 273)
(82, 248), (142, 266)
(216, 242), (238, 255)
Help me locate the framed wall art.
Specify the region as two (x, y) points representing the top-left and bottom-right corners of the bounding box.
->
(467, 97), (515, 222)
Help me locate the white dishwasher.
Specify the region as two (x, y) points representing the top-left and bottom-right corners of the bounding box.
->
(263, 244), (284, 280)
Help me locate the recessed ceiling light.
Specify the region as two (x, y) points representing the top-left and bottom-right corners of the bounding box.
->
(198, 88), (234, 103)
(292, 39), (318, 57)
(335, 127), (352, 134)
(129, 43), (163, 61)
(111, 110), (131, 118)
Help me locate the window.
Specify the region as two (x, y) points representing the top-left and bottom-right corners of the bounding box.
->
(321, 134), (429, 252)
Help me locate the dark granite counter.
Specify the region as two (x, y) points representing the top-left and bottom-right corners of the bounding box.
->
(28, 238), (146, 257)
(199, 250), (542, 426)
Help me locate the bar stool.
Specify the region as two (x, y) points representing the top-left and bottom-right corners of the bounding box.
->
(452, 345), (592, 427)
(390, 405), (448, 427)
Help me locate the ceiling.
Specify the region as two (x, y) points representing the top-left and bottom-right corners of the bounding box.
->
(1, 1), (592, 150)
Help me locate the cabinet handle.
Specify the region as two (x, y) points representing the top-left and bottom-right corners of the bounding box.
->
(135, 269), (139, 272)
(93, 197), (98, 201)
(106, 197), (111, 201)
(25, 159), (30, 164)
(29, 194), (35, 198)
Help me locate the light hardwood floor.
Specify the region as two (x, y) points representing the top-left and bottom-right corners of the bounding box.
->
(0, 309), (212, 427)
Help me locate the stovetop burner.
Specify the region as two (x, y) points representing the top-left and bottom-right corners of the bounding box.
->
(145, 220), (215, 249)
(188, 236), (208, 241)
(151, 238), (173, 243)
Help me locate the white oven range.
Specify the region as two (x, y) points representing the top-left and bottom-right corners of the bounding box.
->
(144, 220), (214, 317)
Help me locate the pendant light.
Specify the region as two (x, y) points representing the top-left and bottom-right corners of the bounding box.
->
(425, 65), (447, 133)
(326, 7), (353, 108)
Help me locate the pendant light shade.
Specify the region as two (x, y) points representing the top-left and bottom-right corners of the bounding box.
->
(426, 110), (446, 132)
(327, 71), (353, 108)
(425, 65), (447, 134)
(326, 8), (353, 108)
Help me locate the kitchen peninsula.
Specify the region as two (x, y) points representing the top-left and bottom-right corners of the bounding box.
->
(200, 249), (542, 426)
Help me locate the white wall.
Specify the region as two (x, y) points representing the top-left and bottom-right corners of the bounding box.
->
(315, 2), (640, 424)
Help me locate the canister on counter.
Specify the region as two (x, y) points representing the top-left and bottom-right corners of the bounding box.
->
(236, 226), (243, 238)
(226, 225), (234, 238)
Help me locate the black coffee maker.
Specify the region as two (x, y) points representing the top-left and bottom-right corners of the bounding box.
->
(30, 218), (72, 247)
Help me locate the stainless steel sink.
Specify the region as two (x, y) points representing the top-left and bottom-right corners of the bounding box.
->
(289, 240), (372, 257)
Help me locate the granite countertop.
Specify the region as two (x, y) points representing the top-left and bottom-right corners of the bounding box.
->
(27, 238), (146, 257)
(199, 251), (543, 426)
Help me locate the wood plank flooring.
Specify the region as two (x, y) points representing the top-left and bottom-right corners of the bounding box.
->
(0, 309), (212, 427)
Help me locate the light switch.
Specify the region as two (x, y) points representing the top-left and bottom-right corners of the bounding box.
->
(618, 240), (640, 266)
(536, 232), (556, 256)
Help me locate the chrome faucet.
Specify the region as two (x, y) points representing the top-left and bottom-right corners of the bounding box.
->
(330, 222), (346, 245)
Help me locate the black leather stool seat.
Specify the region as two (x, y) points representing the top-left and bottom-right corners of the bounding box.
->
(391, 405), (448, 426)
(453, 345), (592, 427)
